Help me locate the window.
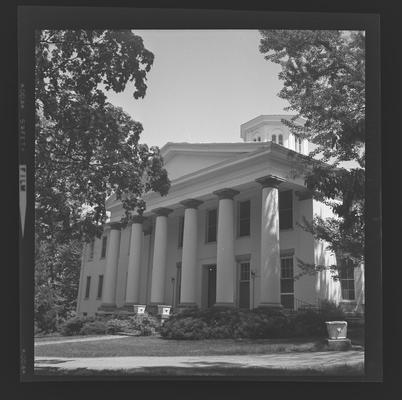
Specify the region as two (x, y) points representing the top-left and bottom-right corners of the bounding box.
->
(272, 134), (277, 143)
(257, 136), (261, 142)
(175, 263), (182, 306)
(97, 275), (104, 299)
(100, 236), (107, 258)
(87, 241), (95, 261)
(340, 260), (355, 300)
(206, 209), (217, 243)
(85, 276), (91, 299)
(279, 190), (293, 230)
(238, 262), (251, 309)
(178, 216), (184, 248)
(278, 134), (283, 145)
(280, 257), (294, 309)
(238, 200), (251, 237)
(295, 137), (302, 152)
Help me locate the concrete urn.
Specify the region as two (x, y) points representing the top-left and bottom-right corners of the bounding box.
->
(325, 321), (348, 339)
(133, 304), (146, 315)
(157, 304), (172, 318)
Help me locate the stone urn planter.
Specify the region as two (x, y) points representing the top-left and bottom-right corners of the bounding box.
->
(133, 304), (146, 315)
(157, 304), (172, 318)
(325, 321), (348, 339)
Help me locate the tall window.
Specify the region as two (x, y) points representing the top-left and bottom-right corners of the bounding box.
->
(295, 137), (302, 152)
(85, 276), (91, 299)
(175, 263), (182, 306)
(280, 257), (294, 309)
(340, 261), (355, 300)
(88, 241), (95, 261)
(206, 209), (217, 243)
(279, 190), (293, 229)
(238, 200), (251, 237)
(272, 134), (277, 143)
(178, 216), (184, 248)
(238, 262), (250, 309)
(97, 275), (104, 299)
(278, 134), (283, 145)
(100, 236), (107, 258)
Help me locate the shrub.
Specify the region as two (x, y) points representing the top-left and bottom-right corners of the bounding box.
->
(161, 304), (344, 340)
(60, 316), (95, 336)
(106, 318), (132, 334)
(129, 313), (160, 335)
(79, 320), (109, 335)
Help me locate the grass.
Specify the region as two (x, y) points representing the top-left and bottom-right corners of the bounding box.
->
(35, 335), (332, 358)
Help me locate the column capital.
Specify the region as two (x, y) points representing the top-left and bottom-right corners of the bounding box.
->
(153, 207), (173, 217)
(295, 190), (313, 200)
(129, 215), (146, 224)
(109, 222), (122, 231)
(180, 199), (204, 209)
(213, 188), (240, 200)
(255, 175), (285, 189)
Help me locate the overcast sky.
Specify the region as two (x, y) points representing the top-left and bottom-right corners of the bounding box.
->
(105, 30), (292, 148)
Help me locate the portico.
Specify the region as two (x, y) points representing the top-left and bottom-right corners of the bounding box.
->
(98, 173), (288, 313)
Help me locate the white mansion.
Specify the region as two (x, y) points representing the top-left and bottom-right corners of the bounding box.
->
(76, 115), (364, 316)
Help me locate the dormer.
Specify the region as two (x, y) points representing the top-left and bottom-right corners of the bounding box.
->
(240, 115), (309, 155)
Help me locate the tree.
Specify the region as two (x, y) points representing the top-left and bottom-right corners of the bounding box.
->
(35, 30), (170, 243)
(34, 30), (170, 332)
(259, 30), (365, 276)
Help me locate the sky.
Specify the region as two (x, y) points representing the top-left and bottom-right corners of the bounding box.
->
(105, 30), (292, 148)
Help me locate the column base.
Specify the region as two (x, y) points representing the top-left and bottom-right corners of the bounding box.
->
(97, 303), (117, 314)
(176, 302), (198, 313)
(213, 302), (236, 308)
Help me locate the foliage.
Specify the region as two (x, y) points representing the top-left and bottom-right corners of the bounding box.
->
(35, 240), (82, 333)
(259, 30), (365, 274)
(161, 304), (345, 340)
(79, 320), (109, 335)
(35, 30), (170, 244)
(59, 315), (95, 336)
(34, 30), (171, 332)
(59, 312), (160, 336)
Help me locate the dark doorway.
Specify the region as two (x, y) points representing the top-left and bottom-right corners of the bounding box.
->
(207, 265), (217, 308)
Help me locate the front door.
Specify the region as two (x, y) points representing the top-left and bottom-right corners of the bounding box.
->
(207, 265), (217, 308)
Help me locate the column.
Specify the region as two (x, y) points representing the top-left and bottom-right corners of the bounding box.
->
(179, 199), (203, 308)
(213, 188), (239, 307)
(255, 175), (285, 308)
(100, 222), (121, 309)
(150, 208), (173, 304)
(125, 216), (146, 306)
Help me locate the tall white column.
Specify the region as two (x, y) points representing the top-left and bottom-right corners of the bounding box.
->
(179, 199), (203, 308)
(125, 216), (145, 306)
(256, 175), (285, 308)
(150, 208), (173, 304)
(213, 188), (239, 307)
(100, 222), (121, 309)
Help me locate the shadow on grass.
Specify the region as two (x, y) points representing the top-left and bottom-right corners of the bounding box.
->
(35, 362), (364, 377)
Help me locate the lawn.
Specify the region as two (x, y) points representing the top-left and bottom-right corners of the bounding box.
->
(35, 336), (333, 358)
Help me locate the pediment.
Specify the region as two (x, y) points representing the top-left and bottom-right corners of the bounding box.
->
(160, 142), (263, 181)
